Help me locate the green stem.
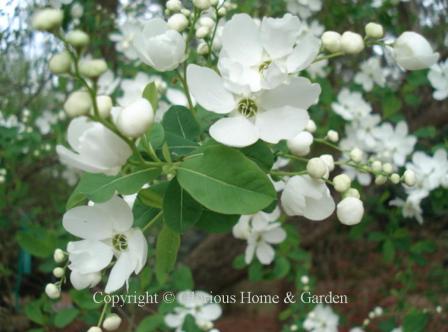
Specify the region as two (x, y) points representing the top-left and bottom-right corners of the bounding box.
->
(97, 302), (109, 327)
(314, 138), (343, 152)
(312, 52), (345, 64)
(176, 67), (195, 115)
(142, 211), (163, 232)
(270, 170), (307, 177)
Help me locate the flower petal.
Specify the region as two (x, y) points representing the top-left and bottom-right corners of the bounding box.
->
(197, 304), (222, 322)
(187, 64), (235, 114)
(245, 241), (256, 264)
(256, 241), (275, 265)
(287, 33), (321, 72)
(209, 116), (259, 147)
(67, 240), (114, 273)
(262, 227), (286, 244)
(126, 228), (148, 274)
(256, 106), (309, 143)
(94, 196), (134, 233)
(63, 206), (115, 240)
(105, 252), (136, 293)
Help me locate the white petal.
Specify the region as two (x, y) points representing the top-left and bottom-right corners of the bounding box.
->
(67, 116), (91, 151)
(126, 228), (148, 274)
(209, 116), (259, 147)
(232, 216), (251, 239)
(256, 242), (275, 265)
(258, 77), (321, 111)
(262, 227), (286, 244)
(222, 14), (263, 66)
(186, 64), (235, 114)
(70, 270), (102, 290)
(105, 252), (136, 293)
(256, 106), (309, 143)
(164, 312), (186, 328)
(244, 241), (256, 264)
(63, 205), (115, 240)
(196, 304), (222, 322)
(287, 33), (321, 72)
(67, 240), (114, 274)
(94, 196), (134, 233)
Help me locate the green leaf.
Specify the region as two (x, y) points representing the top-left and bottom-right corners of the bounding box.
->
(241, 141), (274, 172)
(182, 315), (202, 332)
(25, 300), (47, 325)
(195, 209), (239, 233)
(17, 227), (56, 258)
(133, 198), (161, 229)
(67, 168), (160, 208)
(147, 123), (165, 148)
(136, 314), (164, 332)
(403, 310), (428, 332)
(156, 225), (181, 284)
(177, 145), (276, 214)
(173, 265), (194, 290)
(70, 290), (101, 310)
(142, 82), (158, 111)
(138, 182), (169, 209)
(383, 239), (395, 262)
(162, 106), (200, 156)
(163, 178), (204, 233)
(54, 308), (79, 328)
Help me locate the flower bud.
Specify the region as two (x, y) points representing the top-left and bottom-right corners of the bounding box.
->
(181, 8), (191, 16)
(300, 275), (309, 284)
(197, 42), (210, 55)
(393, 32), (439, 70)
(403, 169), (416, 186)
(87, 327), (102, 332)
(117, 98), (154, 138)
(53, 267), (65, 278)
(371, 160), (382, 172)
(199, 17), (215, 28)
(320, 154), (335, 172)
(53, 248), (65, 263)
(337, 197), (364, 225)
(365, 22), (384, 39)
(326, 130), (339, 142)
(49, 52), (72, 74)
(375, 175), (387, 185)
(94, 96), (113, 118)
(65, 30), (90, 48)
(333, 174), (351, 192)
(374, 306), (383, 316)
(193, 0), (212, 10)
(321, 31), (342, 53)
(210, 0), (219, 5)
(382, 162), (393, 174)
(166, 0), (183, 11)
(70, 3), (84, 18)
(287, 131), (313, 156)
(168, 13), (189, 32)
(45, 283), (60, 299)
(79, 59), (108, 78)
(307, 158), (328, 179)
(102, 314), (122, 331)
(196, 26), (210, 38)
(305, 119), (316, 133)
(217, 7), (227, 16)
(341, 31), (364, 54)
(345, 188), (360, 199)
(390, 173), (400, 184)
(31, 8), (63, 31)
(64, 90), (92, 117)
(350, 148), (363, 162)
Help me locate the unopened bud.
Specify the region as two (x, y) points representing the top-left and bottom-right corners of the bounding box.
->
(65, 30), (90, 48)
(341, 31), (364, 54)
(321, 31), (342, 53)
(45, 283), (60, 299)
(365, 22), (384, 39)
(307, 158), (328, 179)
(49, 51), (72, 74)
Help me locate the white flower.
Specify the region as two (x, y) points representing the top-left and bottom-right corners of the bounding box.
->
(69, 270), (102, 290)
(117, 72), (162, 107)
(332, 89), (372, 121)
(63, 196), (148, 293)
(371, 121), (416, 167)
(337, 197), (364, 225)
(390, 192), (425, 224)
(97, 70), (120, 95)
(133, 18), (186, 72)
(187, 64), (320, 147)
(35, 110), (59, 135)
(116, 98), (154, 138)
(110, 21), (142, 60)
(306, 59), (328, 79)
(218, 14), (321, 92)
(303, 304), (339, 332)
(56, 117), (132, 176)
(354, 57), (386, 92)
(428, 59), (448, 100)
(393, 31), (439, 70)
(232, 208), (286, 265)
(165, 290), (222, 331)
(287, 0), (322, 19)
(405, 149), (448, 192)
(281, 175), (335, 221)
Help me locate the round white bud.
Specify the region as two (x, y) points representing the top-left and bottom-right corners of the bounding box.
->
(197, 42), (210, 55)
(181, 8), (191, 16)
(193, 0), (212, 10)
(70, 3), (84, 18)
(341, 31), (365, 54)
(217, 7), (227, 16)
(365, 22), (384, 39)
(53, 248), (65, 263)
(368, 312), (375, 319)
(403, 169), (416, 186)
(375, 175), (387, 185)
(333, 174), (352, 192)
(374, 306), (383, 316)
(287, 131), (314, 156)
(117, 98), (154, 138)
(52, 267), (65, 278)
(102, 314), (122, 331)
(65, 30), (90, 48)
(320, 154), (335, 172)
(345, 188), (360, 199)
(382, 163), (393, 174)
(199, 16), (215, 28)
(79, 59), (108, 78)
(326, 129), (339, 142)
(390, 173), (400, 184)
(300, 275), (309, 284)
(436, 306), (442, 314)
(350, 148), (363, 163)
(307, 158), (328, 179)
(64, 90), (92, 117)
(87, 327), (102, 332)
(305, 119), (316, 133)
(290, 325), (298, 331)
(94, 95), (113, 118)
(166, 0), (183, 11)
(31, 8), (63, 31)
(45, 283), (60, 299)
(167, 13), (189, 32)
(337, 197), (364, 226)
(321, 31), (342, 53)
(49, 52), (72, 74)
(371, 160), (382, 172)
(195, 26), (210, 39)
(210, 0), (219, 5)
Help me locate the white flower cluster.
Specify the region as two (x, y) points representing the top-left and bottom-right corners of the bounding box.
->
(303, 304), (339, 332)
(428, 59), (448, 100)
(354, 57), (387, 92)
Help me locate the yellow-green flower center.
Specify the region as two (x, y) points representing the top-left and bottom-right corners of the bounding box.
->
(258, 60), (272, 73)
(112, 233), (128, 251)
(238, 98), (258, 118)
